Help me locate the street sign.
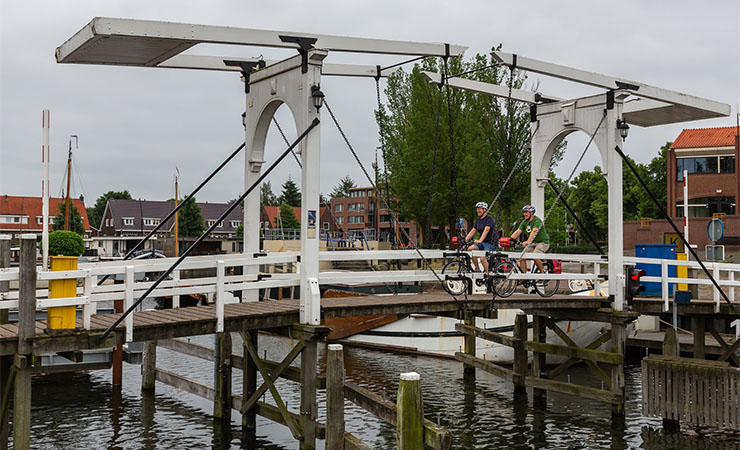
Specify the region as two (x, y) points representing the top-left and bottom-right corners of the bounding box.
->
(707, 218), (724, 242)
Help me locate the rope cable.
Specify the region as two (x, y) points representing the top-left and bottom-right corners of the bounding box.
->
(424, 83), (444, 247)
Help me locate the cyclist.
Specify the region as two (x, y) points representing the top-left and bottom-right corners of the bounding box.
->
(510, 204), (550, 277)
(464, 201), (497, 272)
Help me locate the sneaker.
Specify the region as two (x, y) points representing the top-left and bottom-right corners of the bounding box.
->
(527, 285), (536, 294)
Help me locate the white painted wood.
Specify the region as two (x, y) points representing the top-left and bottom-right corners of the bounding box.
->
(82, 271), (94, 329)
(661, 260), (669, 311)
(56, 17), (467, 65)
(730, 271), (735, 302)
(713, 266), (721, 313)
(125, 266), (134, 343)
(593, 262), (601, 297)
(492, 52), (730, 120)
(42, 109), (50, 270)
(216, 260), (225, 333)
(172, 270), (180, 308)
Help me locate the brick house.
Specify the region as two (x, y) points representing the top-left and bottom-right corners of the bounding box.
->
(0, 195), (90, 239)
(329, 186), (418, 244)
(624, 125), (740, 252)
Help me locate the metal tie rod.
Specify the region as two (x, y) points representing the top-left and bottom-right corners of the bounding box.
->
(97, 142), (246, 285)
(95, 118), (320, 344)
(614, 144), (734, 308)
(546, 179), (604, 256)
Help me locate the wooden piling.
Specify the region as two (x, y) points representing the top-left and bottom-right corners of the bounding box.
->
(141, 340), (157, 391)
(15, 235), (37, 450)
(396, 372), (424, 450)
(513, 312), (528, 394)
(213, 332), (232, 420)
(691, 317), (706, 359)
(112, 298), (123, 388)
(0, 235), (10, 450)
(326, 344), (345, 450)
(242, 330), (258, 439)
(663, 327), (679, 357)
(463, 310), (475, 376)
(301, 327), (318, 450)
(532, 314), (547, 403)
(610, 323), (627, 416)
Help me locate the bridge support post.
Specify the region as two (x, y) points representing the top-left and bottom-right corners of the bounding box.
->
(242, 330), (258, 440)
(513, 312), (528, 395)
(112, 298), (124, 388)
(294, 324), (330, 450)
(141, 340), (157, 391)
(326, 344), (345, 450)
(14, 235), (37, 450)
(0, 235), (10, 450)
(214, 332), (233, 420)
(610, 323), (627, 416)
(463, 310), (475, 376)
(532, 314), (547, 404)
(396, 372), (424, 450)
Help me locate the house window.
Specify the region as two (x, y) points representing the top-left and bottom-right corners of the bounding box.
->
(143, 218), (160, 226)
(676, 196), (735, 217)
(123, 217), (134, 226)
(323, 222), (329, 230)
(207, 220), (216, 227)
(36, 216), (43, 225)
(230, 220), (241, 228)
(336, 217), (344, 224)
(49, 217), (55, 225)
(380, 215), (390, 223)
(335, 204), (343, 212)
(677, 156), (735, 181)
(348, 203), (364, 211)
(217, 221), (223, 228)
(348, 216), (364, 224)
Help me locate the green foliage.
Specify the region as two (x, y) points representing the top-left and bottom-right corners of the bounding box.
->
(52, 202), (85, 235)
(235, 223), (244, 237)
(178, 196), (205, 237)
(378, 48), (551, 247)
(261, 181), (279, 206)
(87, 190), (132, 229)
(279, 177), (301, 207)
(48, 230), (84, 256)
(278, 204), (300, 229)
(330, 175), (356, 198)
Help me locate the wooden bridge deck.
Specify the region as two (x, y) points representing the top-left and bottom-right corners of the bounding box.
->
(0, 293), (605, 356)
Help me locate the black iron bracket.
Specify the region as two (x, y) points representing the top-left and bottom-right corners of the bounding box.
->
(615, 81), (640, 91)
(278, 35), (318, 73)
(606, 90), (615, 110)
(224, 60), (266, 93)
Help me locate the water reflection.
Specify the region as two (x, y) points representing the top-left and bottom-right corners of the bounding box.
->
(24, 334), (740, 449)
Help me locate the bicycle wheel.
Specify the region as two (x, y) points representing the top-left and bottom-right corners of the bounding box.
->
(441, 260), (469, 296)
(534, 264), (559, 297)
(492, 260), (517, 297)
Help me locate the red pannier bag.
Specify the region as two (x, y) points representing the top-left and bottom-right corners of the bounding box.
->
(451, 236), (459, 248)
(551, 259), (562, 274)
(499, 237), (514, 248)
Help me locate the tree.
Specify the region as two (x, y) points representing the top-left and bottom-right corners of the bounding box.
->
(48, 230), (85, 256)
(280, 177), (301, 207)
(53, 202), (85, 235)
(178, 197), (205, 237)
(87, 190), (132, 229)
(378, 49), (545, 247)
(330, 175), (356, 198)
(261, 181), (279, 206)
(277, 203), (300, 229)
(235, 223), (244, 237)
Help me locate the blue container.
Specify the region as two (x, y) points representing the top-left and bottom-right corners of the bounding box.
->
(635, 244), (676, 296)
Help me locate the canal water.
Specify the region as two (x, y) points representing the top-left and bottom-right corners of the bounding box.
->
(25, 333), (740, 449)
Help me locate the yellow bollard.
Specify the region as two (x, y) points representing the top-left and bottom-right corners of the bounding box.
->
(676, 253), (688, 291)
(48, 256), (78, 329)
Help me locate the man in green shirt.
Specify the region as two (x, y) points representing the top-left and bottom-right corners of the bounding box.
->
(510, 204), (550, 275)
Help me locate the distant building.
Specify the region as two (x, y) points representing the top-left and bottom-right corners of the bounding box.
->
(624, 125), (740, 252)
(260, 205), (335, 240)
(329, 187), (417, 244)
(0, 195), (90, 239)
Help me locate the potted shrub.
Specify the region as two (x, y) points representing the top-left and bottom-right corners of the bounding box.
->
(47, 230), (85, 330)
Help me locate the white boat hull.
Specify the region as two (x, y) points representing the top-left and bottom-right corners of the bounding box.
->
(345, 309), (611, 364)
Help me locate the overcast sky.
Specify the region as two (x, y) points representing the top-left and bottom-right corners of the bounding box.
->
(1, 1), (738, 210)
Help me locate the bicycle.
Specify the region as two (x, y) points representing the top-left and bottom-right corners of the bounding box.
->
(489, 238), (560, 297)
(441, 237), (508, 296)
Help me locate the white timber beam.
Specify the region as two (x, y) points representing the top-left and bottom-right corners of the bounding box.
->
(56, 17), (467, 66)
(492, 51), (730, 120)
(158, 54), (399, 77)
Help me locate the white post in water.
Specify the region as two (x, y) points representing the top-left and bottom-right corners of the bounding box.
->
(42, 109), (50, 270)
(683, 170), (689, 260)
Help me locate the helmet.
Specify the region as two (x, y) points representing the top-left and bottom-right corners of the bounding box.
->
(522, 204), (535, 213)
(475, 202), (488, 210)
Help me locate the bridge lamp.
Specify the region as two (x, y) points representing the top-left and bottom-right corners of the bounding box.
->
(616, 118), (630, 141)
(311, 84), (325, 112)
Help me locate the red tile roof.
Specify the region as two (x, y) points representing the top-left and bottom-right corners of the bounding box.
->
(0, 195), (90, 231)
(671, 126), (740, 149)
(262, 206), (301, 228)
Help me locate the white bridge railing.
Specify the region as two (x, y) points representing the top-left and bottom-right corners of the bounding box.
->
(2, 249), (739, 341)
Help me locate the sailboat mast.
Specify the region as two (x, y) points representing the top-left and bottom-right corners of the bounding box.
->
(64, 141), (72, 230)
